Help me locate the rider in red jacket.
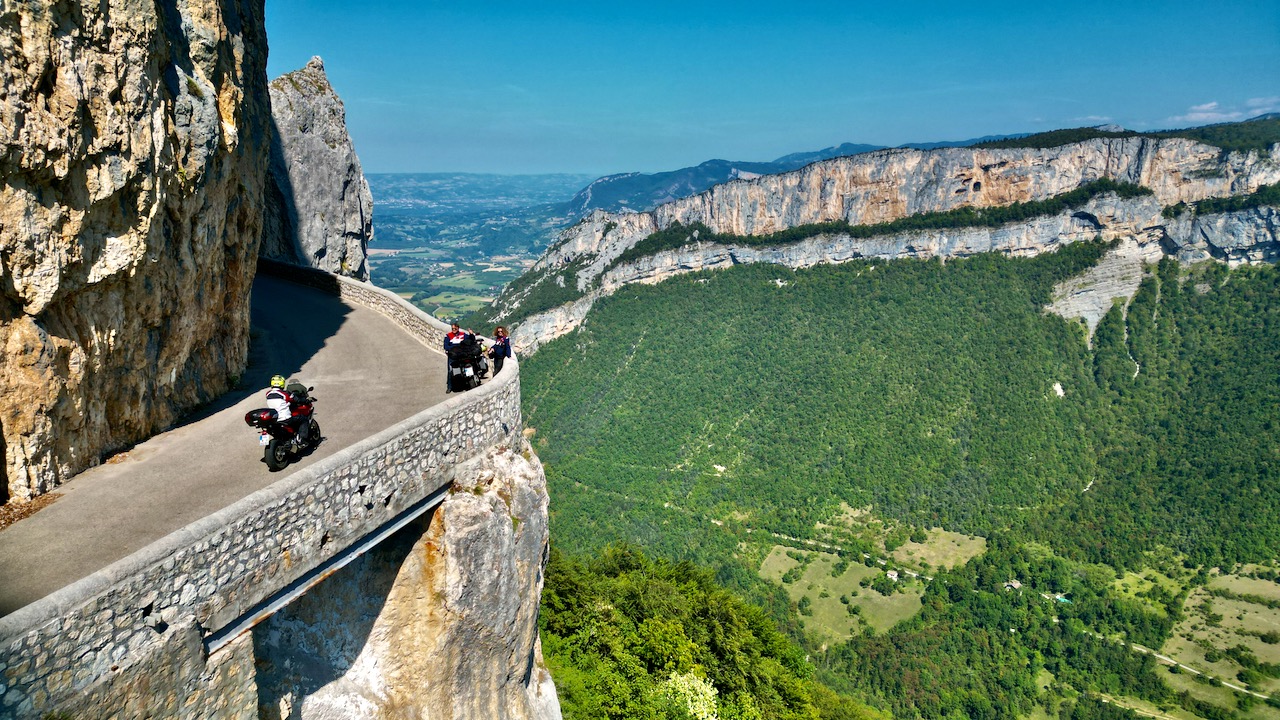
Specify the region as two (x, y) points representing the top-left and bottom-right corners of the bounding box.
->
(444, 324), (477, 392)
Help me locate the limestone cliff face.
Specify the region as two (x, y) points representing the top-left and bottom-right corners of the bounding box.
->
(511, 292), (602, 356)
(261, 57), (372, 280)
(599, 194), (1167, 292)
(506, 138), (1280, 354)
(537, 138), (1280, 294)
(254, 441), (561, 720)
(0, 0), (270, 502)
(511, 193), (1280, 355)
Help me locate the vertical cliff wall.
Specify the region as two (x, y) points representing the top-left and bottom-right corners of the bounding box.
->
(254, 442), (559, 720)
(0, 0), (270, 503)
(261, 56), (372, 280)
(510, 194), (1280, 354)
(538, 138), (1280, 290)
(501, 139), (1280, 353)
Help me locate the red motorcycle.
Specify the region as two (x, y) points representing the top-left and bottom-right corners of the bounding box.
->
(245, 386), (320, 471)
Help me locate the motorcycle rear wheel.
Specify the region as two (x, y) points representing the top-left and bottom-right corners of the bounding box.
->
(265, 437), (289, 471)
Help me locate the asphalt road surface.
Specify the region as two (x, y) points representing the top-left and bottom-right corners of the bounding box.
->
(0, 275), (450, 616)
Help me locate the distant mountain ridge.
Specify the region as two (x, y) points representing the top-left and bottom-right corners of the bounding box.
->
(568, 135), (1026, 215)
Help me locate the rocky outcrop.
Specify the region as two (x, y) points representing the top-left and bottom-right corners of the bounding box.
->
(0, 0), (270, 502)
(538, 137), (1280, 295)
(254, 441), (560, 720)
(1044, 238), (1163, 339)
(1043, 205), (1280, 337)
(1164, 205), (1280, 264)
(511, 292), (602, 355)
(262, 56), (372, 280)
(506, 137), (1280, 353)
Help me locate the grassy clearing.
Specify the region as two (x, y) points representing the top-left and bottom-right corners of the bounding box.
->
(1092, 689), (1203, 720)
(1159, 665), (1280, 720)
(760, 545), (924, 642)
(1113, 568), (1185, 617)
(759, 545), (802, 579)
(857, 583), (924, 635)
(1211, 573), (1280, 604)
(1160, 571), (1280, 706)
(1024, 706), (1053, 720)
(890, 528), (986, 571)
(1022, 669), (1058, 720)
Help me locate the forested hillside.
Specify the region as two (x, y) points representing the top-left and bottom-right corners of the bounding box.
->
(526, 248), (1280, 566)
(525, 246), (1280, 718)
(527, 247), (1107, 547)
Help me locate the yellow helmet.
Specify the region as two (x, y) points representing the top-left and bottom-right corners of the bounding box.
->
(270, 375), (286, 389)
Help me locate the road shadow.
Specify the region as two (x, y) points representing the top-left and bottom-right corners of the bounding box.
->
(172, 274), (351, 426)
(252, 512), (433, 714)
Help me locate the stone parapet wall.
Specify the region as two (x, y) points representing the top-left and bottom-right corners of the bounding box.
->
(0, 270), (520, 718)
(335, 276), (451, 349)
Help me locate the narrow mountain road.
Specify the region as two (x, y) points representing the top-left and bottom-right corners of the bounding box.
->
(0, 275), (451, 616)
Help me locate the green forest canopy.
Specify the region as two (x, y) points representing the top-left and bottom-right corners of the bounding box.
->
(524, 249), (1280, 571)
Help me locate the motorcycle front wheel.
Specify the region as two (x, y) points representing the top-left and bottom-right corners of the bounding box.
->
(265, 437), (290, 471)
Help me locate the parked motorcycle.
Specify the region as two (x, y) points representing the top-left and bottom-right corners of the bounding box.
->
(447, 340), (486, 392)
(245, 386), (320, 471)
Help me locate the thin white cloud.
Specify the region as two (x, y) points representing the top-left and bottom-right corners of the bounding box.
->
(1072, 115), (1113, 123)
(1245, 96), (1280, 111)
(1168, 97), (1280, 125)
(1178, 110), (1244, 123)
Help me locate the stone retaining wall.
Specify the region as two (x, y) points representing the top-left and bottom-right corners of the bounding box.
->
(0, 265), (520, 718)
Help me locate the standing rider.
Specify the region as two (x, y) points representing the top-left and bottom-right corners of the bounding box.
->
(489, 326), (512, 376)
(266, 374), (309, 443)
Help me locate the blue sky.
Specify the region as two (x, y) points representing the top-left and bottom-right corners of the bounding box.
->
(266, 1), (1280, 176)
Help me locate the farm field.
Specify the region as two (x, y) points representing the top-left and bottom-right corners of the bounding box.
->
(889, 527), (986, 571)
(365, 172), (588, 319)
(368, 256), (532, 320)
(760, 546), (924, 642)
